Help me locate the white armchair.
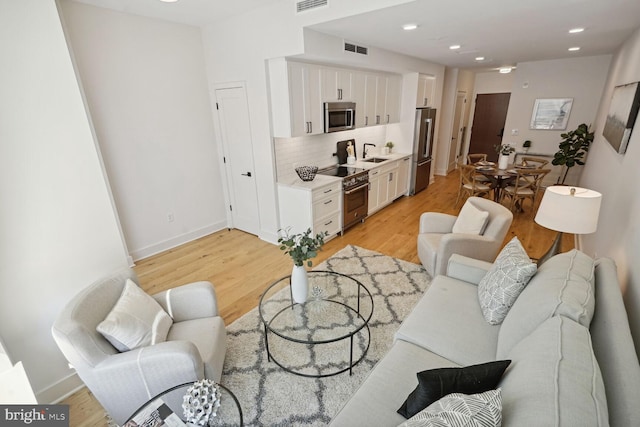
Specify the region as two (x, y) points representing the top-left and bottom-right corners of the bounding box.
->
(52, 268), (226, 425)
(417, 197), (513, 277)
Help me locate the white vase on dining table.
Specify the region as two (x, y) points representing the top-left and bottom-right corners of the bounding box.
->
(498, 155), (509, 170)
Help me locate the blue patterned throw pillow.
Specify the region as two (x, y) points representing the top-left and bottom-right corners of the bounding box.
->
(478, 236), (537, 325)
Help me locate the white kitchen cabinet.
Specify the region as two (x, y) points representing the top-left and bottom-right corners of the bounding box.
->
(363, 73), (378, 127)
(368, 160), (402, 215)
(268, 59), (323, 137)
(321, 67), (352, 102)
(367, 168), (382, 214)
(416, 74), (436, 108)
(384, 75), (402, 124)
(278, 180), (342, 239)
(395, 156), (411, 198)
(351, 71), (367, 128)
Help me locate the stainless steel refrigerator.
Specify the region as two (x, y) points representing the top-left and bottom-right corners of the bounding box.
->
(410, 107), (436, 195)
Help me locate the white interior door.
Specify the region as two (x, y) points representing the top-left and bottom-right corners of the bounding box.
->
(447, 92), (467, 173)
(215, 86), (260, 235)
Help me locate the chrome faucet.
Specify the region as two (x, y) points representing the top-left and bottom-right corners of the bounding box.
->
(363, 143), (376, 159)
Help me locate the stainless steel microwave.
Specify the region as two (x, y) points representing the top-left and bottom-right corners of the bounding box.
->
(324, 102), (356, 133)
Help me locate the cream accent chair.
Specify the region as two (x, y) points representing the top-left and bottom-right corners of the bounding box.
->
(52, 268), (226, 425)
(417, 197), (513, 277)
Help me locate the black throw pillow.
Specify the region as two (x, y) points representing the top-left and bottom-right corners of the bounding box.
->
(397, 360), (511, 419)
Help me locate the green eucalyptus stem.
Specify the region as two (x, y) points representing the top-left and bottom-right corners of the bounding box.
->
(278, 227), (328, 268)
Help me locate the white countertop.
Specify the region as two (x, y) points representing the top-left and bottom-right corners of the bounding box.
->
(342, 152), (412, 169)
(277, 152), (412, 190)
(278, 173), (342, 191)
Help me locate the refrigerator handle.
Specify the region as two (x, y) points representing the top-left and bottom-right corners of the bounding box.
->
(424, 118), (433, 158)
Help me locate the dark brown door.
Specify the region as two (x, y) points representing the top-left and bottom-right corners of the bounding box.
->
(469, 93), (511, 162)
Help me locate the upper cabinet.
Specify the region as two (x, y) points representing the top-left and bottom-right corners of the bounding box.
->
(268, 59), (404, 138)
(416, 74), (435, 108)
(321, 67), (353, 102)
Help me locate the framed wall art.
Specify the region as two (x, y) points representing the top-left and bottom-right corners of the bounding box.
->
(530, 98), (573, 130)
(603, 81), (640, 154)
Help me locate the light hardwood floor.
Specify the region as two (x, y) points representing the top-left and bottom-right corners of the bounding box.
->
(62, 169), (573, 426)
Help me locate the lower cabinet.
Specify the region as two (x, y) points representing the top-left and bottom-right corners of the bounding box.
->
(278, 181), (342, 239)
(368, 156), (411, 215)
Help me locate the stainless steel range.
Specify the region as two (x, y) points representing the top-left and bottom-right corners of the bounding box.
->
(317, 165), (369, 232)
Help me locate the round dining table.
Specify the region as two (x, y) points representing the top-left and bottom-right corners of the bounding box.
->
(474, 163), (518, 202)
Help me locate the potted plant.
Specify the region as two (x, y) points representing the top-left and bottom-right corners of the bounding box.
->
(552, 123), (594, 184)
(494, 143), (515, 169)
(278, 227), (328, 303)
(523, 140), (532, 153)
(385, 141), (395, 154)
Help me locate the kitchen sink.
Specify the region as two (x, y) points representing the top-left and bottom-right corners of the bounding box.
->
(364, 157), (387, 163)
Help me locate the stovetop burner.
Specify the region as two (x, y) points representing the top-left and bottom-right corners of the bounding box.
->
(317, 165), (367, 178)
(317, 165), (369, 190)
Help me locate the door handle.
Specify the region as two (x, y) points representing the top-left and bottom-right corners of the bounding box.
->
(241, 172), (252, 177)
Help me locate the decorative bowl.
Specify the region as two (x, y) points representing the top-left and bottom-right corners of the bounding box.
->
(295, 166), (318, 181)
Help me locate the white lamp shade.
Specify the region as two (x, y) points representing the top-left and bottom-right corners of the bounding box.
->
(535, 186), (602, 234)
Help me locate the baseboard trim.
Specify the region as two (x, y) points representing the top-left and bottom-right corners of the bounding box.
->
(130, 222), (227, 261)
(37, 371), (85, 404)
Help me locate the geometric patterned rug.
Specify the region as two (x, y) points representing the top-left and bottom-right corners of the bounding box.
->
(220, 245), (431, 426)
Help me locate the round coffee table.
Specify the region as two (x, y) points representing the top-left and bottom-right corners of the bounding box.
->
(259, 270), (374, 378)
(124, 381), (243, 426)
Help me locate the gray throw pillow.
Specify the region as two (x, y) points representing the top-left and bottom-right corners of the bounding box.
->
(478, 236), (537, 325)
(97, 279), (173, 352)
(398, 389), (502, 427)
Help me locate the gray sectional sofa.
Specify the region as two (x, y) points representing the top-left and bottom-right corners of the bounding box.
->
(331, 250), (640, 426)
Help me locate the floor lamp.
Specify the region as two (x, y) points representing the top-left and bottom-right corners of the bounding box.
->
(534, 186), (602, 266)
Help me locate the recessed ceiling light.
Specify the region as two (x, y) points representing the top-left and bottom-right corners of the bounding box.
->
(449, 45), (461, 50)
(159, 0), (178, 3)
(499, 67), (512, 74)
(402, 23), (418, 31)
(569, 28), (585, 34)
(568, 47), (581, 51)
(475, 56), (485, 61)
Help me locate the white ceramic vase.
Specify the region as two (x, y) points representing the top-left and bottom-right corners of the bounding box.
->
(291, 265), (308, 303)
(498, 154), (509, 170)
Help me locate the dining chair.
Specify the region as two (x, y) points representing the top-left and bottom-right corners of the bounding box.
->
(467, 153), (488, 164)
(455, 163), (492, 206)
(500, 168), (550, 213)
(466, 153), (492, 183)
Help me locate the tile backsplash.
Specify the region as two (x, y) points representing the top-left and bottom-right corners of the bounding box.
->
(275, 127), (387, 182)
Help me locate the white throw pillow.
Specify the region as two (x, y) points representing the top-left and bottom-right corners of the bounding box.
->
(452, 202), (490, 235)
(478, 236), (537, 325)
(97, 279), (173, 352)
(398, 389), (502, 427)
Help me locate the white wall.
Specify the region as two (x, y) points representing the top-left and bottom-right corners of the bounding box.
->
(0, 0), (130, 402)
(59, 1), (227, 260)
(579, 27), (640, 355)
(502, 55), (611, 185)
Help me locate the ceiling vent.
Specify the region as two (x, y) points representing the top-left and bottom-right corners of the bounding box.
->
(344, 41), (368, 56)
(296, 0), (328, 13)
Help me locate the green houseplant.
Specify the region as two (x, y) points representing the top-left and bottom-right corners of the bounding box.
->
(523, 140), (532, 153)
(278, 227), (328, 303)
(278, 227), (327, 267)
(552, 123), (594, 184)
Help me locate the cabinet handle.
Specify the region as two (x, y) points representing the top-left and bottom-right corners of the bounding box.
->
(324, 200), (332, 205)
(305, 122), (309, 133)
(365, 116), (368, 126)
(371, 171), (378, 176)
(323, 188), (333, 194)
(389, 172), (393, 182)
(376, 115), (380, 124)
(387, 114), (390, 123)
(324, 220), (333, 226)
(309, 122), (312, 133)
(424, 98), (427, 106)
(338, 89), (342, 100)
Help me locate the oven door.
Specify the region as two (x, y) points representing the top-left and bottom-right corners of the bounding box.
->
(343, 182), (368, 231)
